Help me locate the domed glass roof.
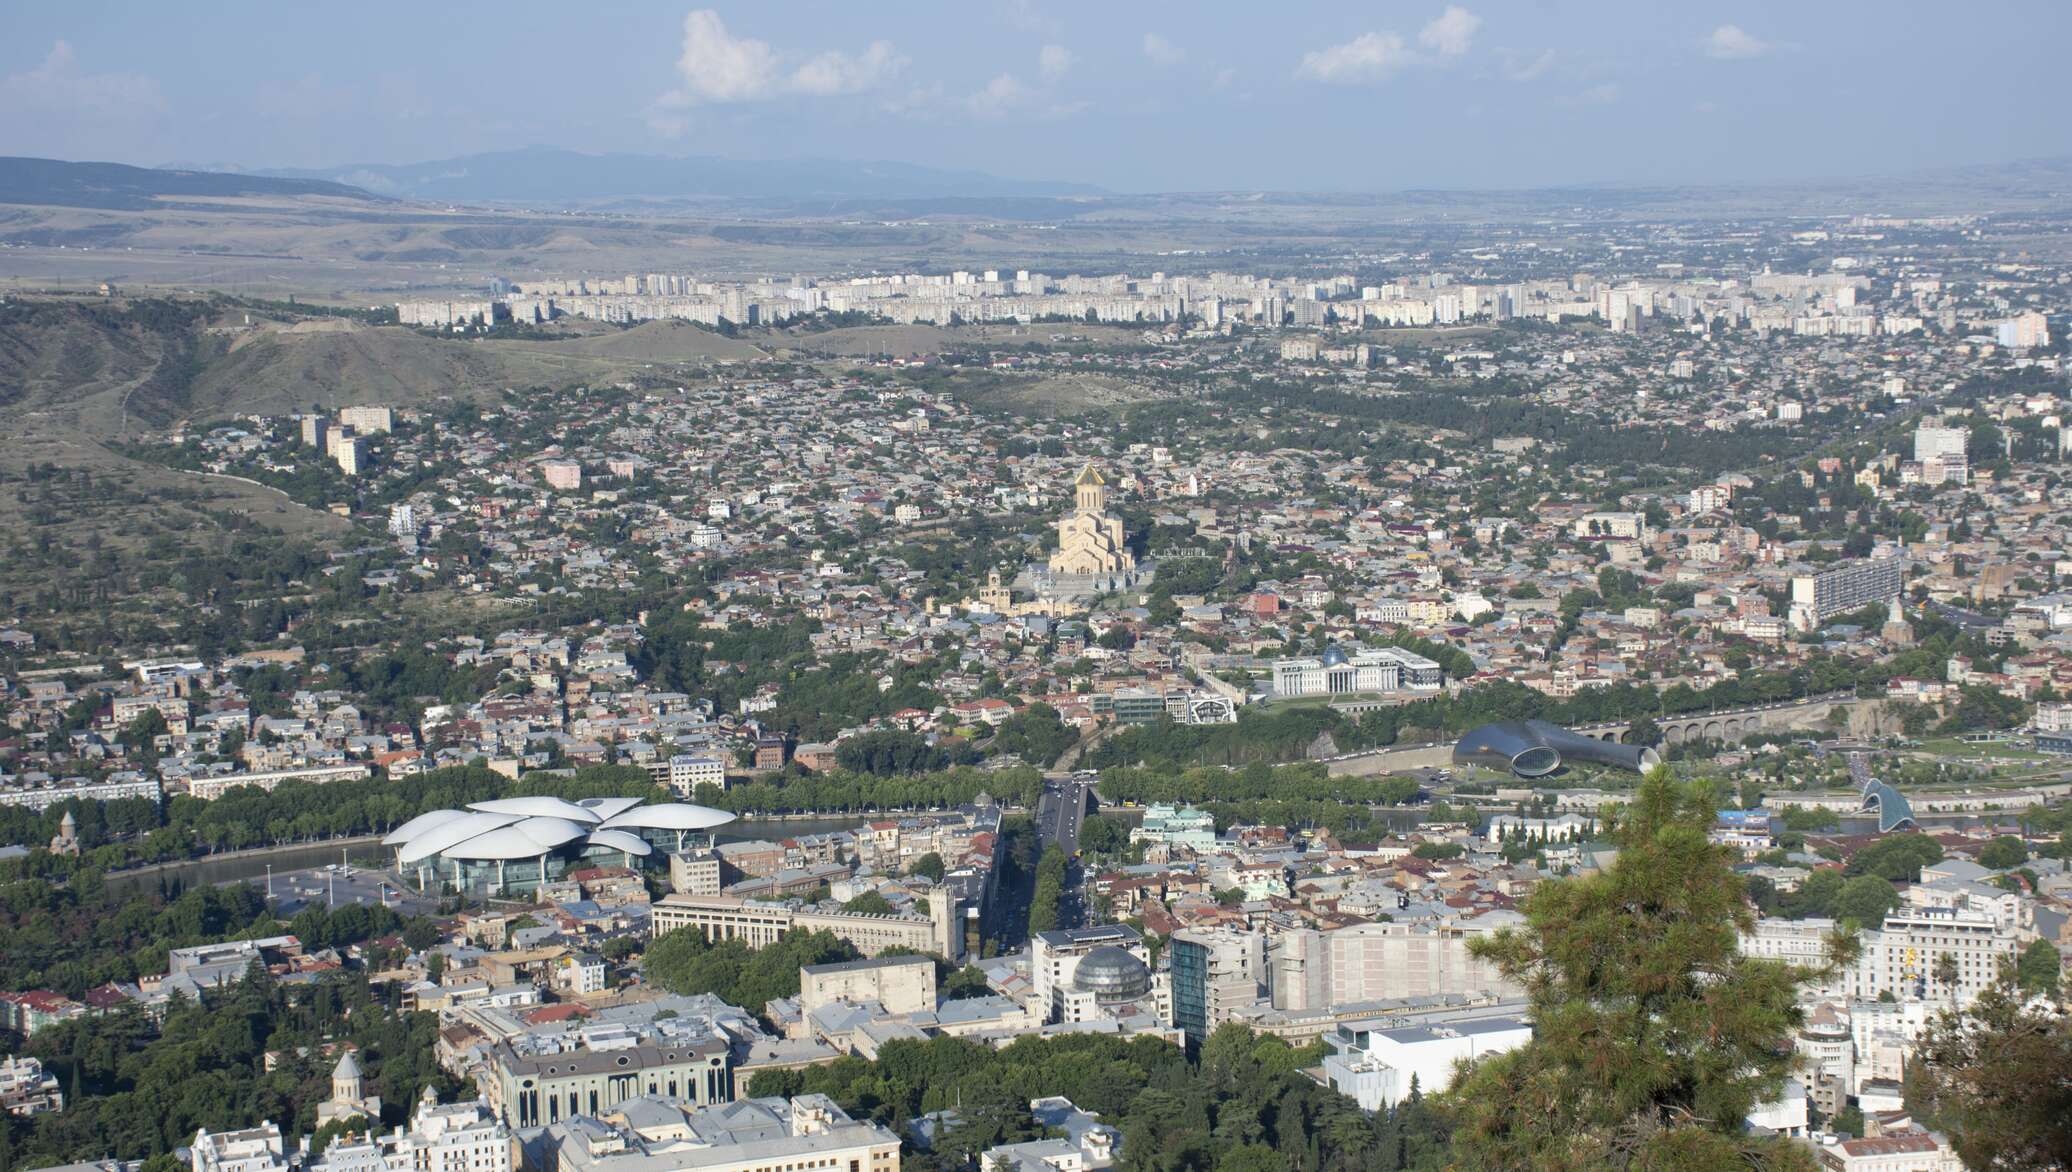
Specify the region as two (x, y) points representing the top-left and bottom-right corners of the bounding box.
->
(1320, 645), (1350, 668)
(1073, 945), (1151, 1003)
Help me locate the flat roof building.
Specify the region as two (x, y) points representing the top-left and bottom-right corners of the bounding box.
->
(542, 1095), (899, 1172)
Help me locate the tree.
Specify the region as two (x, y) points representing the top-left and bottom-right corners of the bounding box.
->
(2016, 938), (2061, 997)
(1831, 875), (1899, 927)
(841, 891), (895, 915)
(1916, 977), (2072, 1170)
(1932, 952), (1960, 1000)
(1625, 716), (1664, 749)
(1027, 846), (1066, 935)
(908, 852), (946, 882)
(1440, 771), (1844, 1171)
(1846, 833), (1944, 883)
(1978, 836), (2029, 871)
(836, 730), (947, 776)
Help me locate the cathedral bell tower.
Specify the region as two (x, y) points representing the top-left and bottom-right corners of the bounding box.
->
(1074, 465), (1107, 514)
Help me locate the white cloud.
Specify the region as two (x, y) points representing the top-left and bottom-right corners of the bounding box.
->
(650, 8), (903, 129)
(1704, 24), (1773, 60)
(1142, 33), (1186, 67)
(880, 81), (947, 118)
(1296, 31), (1415, 84)
(2, 40), (164, 118)
(960, 71), (1086, 120)
(791, 40), (903, 96)
(1419, 6), (1481, 57)
(1499, 47), (1555, 82)
(668, 10), (781, 101)
(1298, 8), (1482, 85)
(1559, 81), (1622, 106)
(1038, 44), (1076, 82)
(968, 72), (1033, 118)
(1000, 0), (1053, 34)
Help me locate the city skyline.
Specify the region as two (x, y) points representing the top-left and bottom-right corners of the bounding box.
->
(2, 0), (2067, 194)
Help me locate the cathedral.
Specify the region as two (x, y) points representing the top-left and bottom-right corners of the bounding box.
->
(1049, 466), (1135, 576)
(1020, 464), (1148, 603)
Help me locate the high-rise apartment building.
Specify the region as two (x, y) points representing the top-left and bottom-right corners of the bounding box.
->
(1997, 310), (2049, 349)
(1170, 928), (1266, 1045)
(334, 434), (366, 477)
(1913, 424), (1968, 464)
(1788, 557), (1904, 631)
(1269, 921), (1523, 1012)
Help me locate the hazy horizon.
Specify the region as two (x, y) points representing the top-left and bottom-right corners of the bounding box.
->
(4, 0), (2067, 194)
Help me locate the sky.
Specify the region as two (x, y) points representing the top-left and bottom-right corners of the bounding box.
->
(2, 0), (2067, 194)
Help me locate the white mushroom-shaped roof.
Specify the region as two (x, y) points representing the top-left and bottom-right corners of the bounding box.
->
(467, 796), (603, 823)
(386, 797), (733, 866)
(599, 803), (735, 832)
(584, 829), (655, 857)
(396, 811), (527, 865)
(577, 797), (647, 821)
(434, 817), (590, 861)
(383, 808), (470, 846)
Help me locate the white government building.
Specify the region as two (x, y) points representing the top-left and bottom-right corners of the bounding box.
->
(1271, 645), (1445, 701)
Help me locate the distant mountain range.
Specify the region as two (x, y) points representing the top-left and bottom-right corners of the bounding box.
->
(255, 147), (1106, 204)
(3, 149), (2065, 217)
(0, 156), (377, 210)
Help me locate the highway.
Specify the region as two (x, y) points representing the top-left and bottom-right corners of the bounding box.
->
(1037, 773), (1096, 855)
(1034, 773), (1098, 932)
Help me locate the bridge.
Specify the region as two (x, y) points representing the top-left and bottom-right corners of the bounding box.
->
(1566, 691), (1869, 748)
(1325, 692), (1876, 777)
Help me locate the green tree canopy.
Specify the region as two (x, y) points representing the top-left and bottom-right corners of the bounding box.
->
(1440, 771), (1848, 1170)
(1845, 833), (1944, 883)
(1977, 836), (2028, 871)
(642, 926), (859, 1012)
(1916, 975), (2072, 1170)
(1831, 874), (1900, 928)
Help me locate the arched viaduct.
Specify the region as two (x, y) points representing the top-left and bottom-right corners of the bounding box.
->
(1325, 692), (1878, 778)
(1566, 691), (1871, 747)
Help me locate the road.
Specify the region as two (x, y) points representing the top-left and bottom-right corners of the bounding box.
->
(1037, 773), (1096, 856)
(1035, 773), (1098, 932)
(1926, 599), (1999, 630)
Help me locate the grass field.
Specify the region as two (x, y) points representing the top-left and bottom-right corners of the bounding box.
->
(1911, 737), (2047, 761)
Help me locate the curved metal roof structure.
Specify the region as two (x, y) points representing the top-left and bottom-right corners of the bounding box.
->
(577, 796), (647, 821)
(1848, 753), (1916, 832)
(468, 796), (603, 823)
(585, 829), (656, 857)
(395, 811), (528, 865)
(441, 817), (590, 861)
(386, 797), (734, 866)
(599, 804), (736, 832)
(1453, 720), (1661, 777)
(382, 808), (471, 846)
